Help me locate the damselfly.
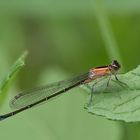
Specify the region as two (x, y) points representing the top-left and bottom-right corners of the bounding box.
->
(0, 60), (120, 121)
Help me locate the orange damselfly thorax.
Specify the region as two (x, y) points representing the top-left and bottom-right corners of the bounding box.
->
(85, 60), (121, 83)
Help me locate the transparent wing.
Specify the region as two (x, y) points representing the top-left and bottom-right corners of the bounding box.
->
(10, 73), (89, 110)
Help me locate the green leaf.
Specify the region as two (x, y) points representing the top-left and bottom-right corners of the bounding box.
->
(82, 65), (140, 122)
(0, 51), (28, 105)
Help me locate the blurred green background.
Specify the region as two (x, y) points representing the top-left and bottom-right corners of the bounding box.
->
(0, 0), (140, 140)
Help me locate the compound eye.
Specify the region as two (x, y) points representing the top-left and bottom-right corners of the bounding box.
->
(111, 60), (121, 70)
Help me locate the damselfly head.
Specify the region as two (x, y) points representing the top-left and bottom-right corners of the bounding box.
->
(109, 60), (121, 71)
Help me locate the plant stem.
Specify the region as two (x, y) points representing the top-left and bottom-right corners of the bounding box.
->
(93, 0), (124, 70)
